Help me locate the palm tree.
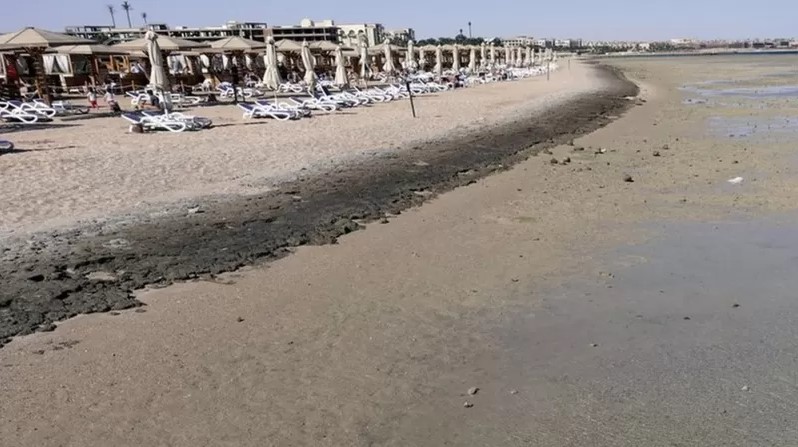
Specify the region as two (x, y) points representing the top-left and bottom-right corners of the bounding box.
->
(107, 4), (116, 28)
(141, 11), (148, 25)
(121, 1), (133, 28)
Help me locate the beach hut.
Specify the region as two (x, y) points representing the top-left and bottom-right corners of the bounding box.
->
(52, 44), (130, 87)
(0, 27), (93, 101)
(115, 35), (207, 86)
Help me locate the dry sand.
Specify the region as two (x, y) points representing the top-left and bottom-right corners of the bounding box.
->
(3, 56), (798, 445)
(0, 63), (599, 239)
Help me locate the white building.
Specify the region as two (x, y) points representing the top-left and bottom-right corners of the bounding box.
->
(337, 23), (386, 48)
(502, 36), (536, 47)
(384, 28), (416, 44)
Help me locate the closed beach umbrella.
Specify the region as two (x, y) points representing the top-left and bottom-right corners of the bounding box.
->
(301, 41), (317, 92)
(357, 33), (370, 80)
(452, 44), (460, 72)
(405, 39), (416, 71)
(418, 48), (427, 70)
(468, 46), (476, 73)
(145, 30), (172, 111)
(434, 45), (443, 77)
(490, 43), (496, 66)
(262, 37), (281, 90)
(480, 43), (487, 69)
(334, 45), (348, 88)
(504, 46), (511, 66)
(383, 43), (396, 74)
(516, 47), (523, 67)
(526, 46), (533, 66)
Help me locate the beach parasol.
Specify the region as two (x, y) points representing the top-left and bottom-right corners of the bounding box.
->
(357, 33), (371, 80)
(334, 44), (348, 88)
(452, 44), (460, 72)
(525, 46), (532, 67)
(480, 43), (487, 69)
(382, 41), (396, 74)
(262, 37), (281, 90)
(144, 30), (172, 112)
(516, 47), (523, 68)
(115, 35), (207, 52)
(434, 45), (443, 78)
(275, 39), (303, 53)
(490, 43), (496, 67)
(300, 40), (317, 93)
(405, 40), (416, 71)
(504, 46), (511, 67)
(468, 46), (476, 73)
(210, 36), (267, 52)
(418, 47), (427, 70)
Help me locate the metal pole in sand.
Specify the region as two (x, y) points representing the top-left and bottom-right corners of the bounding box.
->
(406, 80), (416, 118)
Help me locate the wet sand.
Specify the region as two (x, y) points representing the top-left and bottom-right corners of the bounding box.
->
(3, 55), (798, 445)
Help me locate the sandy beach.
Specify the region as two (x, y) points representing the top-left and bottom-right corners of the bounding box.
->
(3, 55), (798, 445)
(0, 62), (598, 238)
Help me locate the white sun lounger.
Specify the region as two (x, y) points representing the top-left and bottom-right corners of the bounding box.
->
(121, 112), (188, 132)
(238, 103), (300, 121)
(0, 104), (41, 124)
(0, 140), (14, 151)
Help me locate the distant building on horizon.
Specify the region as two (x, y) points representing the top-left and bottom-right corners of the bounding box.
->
(65, 18), (410, 47)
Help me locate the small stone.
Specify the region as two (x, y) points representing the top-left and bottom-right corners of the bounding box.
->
(741, 385), (750, 392)
(463, 402), (474, 408)
(596, 148), (607, 154)
(510, 389), (519, 395)
(40, 323), (57, 332)
(134, 308), (147, 313)
(732, 160), (739, 164)
(237, 317), (245, 323)
(468, 387), (479, 396)
(623, 174), (634, 183)
(187, 207), (203, 215)
(573, 146), (585, 152)
(562, 157), (571, 164)
(590, 343), (599, 348)
(109, 311), (121, 316)
(662, 144), (670, 150)
(550, 158), (559, 164)
(568, 139), (575, 146)
(653, 151), (661, 157)
(732, 303), (740, 308)
(380, 218), (390, 224)
(683, 316), (691, 320)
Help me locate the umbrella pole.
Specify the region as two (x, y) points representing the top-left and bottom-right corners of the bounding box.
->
(31, 49), (50, 103)
(90, 55), (99, 88)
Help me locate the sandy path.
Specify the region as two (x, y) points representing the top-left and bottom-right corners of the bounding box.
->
(3, 56), (798, 445)
(0, 63), (598, 238)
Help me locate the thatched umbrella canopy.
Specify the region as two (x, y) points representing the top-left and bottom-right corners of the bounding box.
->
(114, 35), (208, 53)
(209, 36), (267, 52)
(275, 39), (303, 53)
(0, 27), (93, 101)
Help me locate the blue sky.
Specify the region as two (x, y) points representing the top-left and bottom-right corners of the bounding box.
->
(1, 0), (796, 41)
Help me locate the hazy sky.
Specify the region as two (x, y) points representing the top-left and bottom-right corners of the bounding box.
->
(1, 0), (795, 41)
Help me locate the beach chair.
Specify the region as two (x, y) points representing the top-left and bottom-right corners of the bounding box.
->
(121, 112), (188, 132)
(127, 91), (150, 107)
(255, 100), (313, 117)
(0, 140), (14, 152)
(283, 97), (339, 113)
(237, 103), (300, 121)
(45, 100), (89, 116)
(278, 83), (305, 94)
(2, 100), (56, 118)
(140, 110), (212, 130)
(0, 103), (41, 124)
(170, 93), (202, 107)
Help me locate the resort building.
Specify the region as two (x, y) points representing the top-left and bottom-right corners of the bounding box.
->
(384, 28), (416, 44)
(337, 23), (386, 47)
(501, 36), (536, 47)
(65, 21), (270, 44)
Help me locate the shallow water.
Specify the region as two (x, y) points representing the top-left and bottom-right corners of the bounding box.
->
(499, 217), (798, 444)
(706, 115), (798, 138)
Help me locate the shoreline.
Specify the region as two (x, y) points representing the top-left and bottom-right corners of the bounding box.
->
(0, 63), (639, 345)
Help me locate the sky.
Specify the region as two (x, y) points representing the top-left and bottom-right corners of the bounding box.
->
(1, 0), (796, 41)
